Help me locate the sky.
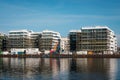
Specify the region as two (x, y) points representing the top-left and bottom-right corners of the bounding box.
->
(0, 0), (120, 45)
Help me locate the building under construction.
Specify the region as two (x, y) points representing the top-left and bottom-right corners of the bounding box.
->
(39, 30), (61, 54)
(69, 26), (117, 54)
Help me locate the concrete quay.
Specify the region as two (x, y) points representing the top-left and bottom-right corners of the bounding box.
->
(0, 54), (120, 58)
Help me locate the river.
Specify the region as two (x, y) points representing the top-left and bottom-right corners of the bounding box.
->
(0, 58), (120, 80)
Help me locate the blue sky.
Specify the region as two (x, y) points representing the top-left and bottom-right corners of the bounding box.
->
(0, 0), (120, 45)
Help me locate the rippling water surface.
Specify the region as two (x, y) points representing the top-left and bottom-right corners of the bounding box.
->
(0, 58), (120, 80)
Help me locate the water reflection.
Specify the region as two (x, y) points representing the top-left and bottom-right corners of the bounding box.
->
(69, 58), (108, 80)
(0, 58), (120, 80)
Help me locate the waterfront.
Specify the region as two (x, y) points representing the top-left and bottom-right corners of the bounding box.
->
(0, 58), (120, 80)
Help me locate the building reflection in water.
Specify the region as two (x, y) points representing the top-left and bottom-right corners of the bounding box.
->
(109, 59), (118, 80)
(0, 58), (119, 80)
(69, 58), (115, 80)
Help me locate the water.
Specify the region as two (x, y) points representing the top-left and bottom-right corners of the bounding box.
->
(0, 58), (120, 80)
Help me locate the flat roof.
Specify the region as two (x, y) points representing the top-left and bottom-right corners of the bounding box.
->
(81, 26), (111, 30)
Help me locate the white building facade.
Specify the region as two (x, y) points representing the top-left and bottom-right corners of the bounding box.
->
(81, 26), (117, 54)
(60, 37), (69, 54)
(8, 30), (31, 48)
(39, 30), (61, 53)
(69, 26), (117, 54)
(30, 32), (41, 48)
(8, 30), (41, 54)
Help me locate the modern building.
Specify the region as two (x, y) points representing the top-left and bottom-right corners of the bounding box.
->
(0, 33), (4, 51)
(8, 30), (42, 54)
(39, 30), (61, 53)
(61, 37), (69, 53)
(8, 30), (32, 48)
(30, 32), (41, 48)
(2, 35), (9, 51)
(0, 33), (8, 52)
(69, 30), (81, 52)
(117, 47), (120, 54)
(69, 26), (117, 54)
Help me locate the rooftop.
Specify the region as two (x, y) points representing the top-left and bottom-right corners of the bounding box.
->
(70, 30), (81, 32)
(81, 26), (112, 31)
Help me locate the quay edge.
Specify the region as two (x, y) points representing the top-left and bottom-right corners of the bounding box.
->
(1, 54), (120, 58)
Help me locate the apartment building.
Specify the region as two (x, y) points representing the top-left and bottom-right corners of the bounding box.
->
(61, 37), (69, 53)
(0, 33), (4, 51)
(0, 33), (8, 51)
(8, 30), (32, 48)
(69, 26), (117, 54)
(39, 30), (61, 53)
(8, 29), (61, 53)
(69, 30), (81, 52)
(30, 32), (41, 48)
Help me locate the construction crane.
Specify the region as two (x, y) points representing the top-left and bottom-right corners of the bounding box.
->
(50, 42), (60, 55)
